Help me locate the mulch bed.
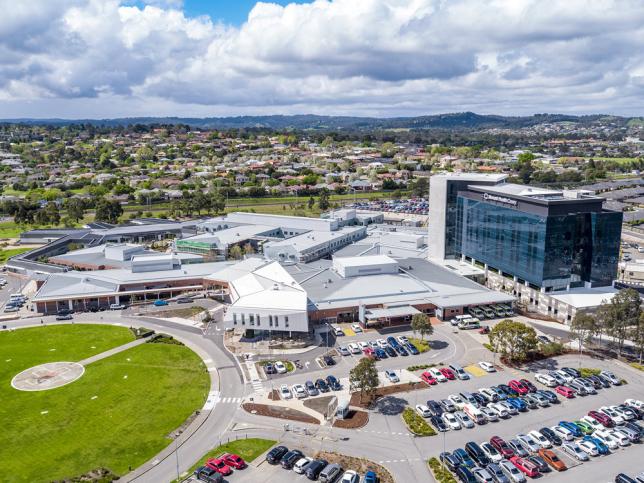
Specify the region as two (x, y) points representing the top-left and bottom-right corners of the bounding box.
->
(315, 451), (394, 483)
(332, 409), (369, 429)
(349, 382), (424, 409)
(267, 389), (280, 401)
(242, 403), (319, 424)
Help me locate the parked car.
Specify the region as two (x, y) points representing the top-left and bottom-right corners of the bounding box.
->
(478, 361), (496, 373)
(430, 368), (447, 382)
(337, 346), (350, 356)
(561, 442), (589, 461)
(339, 470), (360, 483)
(274, 361), (287, 374)
(490, 436), (515, 458)
(455, 411), (475, 429)
(472, 466), (494, 483)
(600, 370), (620, 385)
(508, 380), (529, 395)
(280, 384), (292, 399)
(322, 355), (335, 366)
(326, 375), (341, 391)
(507, 440), (528, 458)
(293, 457), (313, 474)
(194, 466), (223, 483)
(535, 373), (557, 387)
(420, 371), (437, 385)
(527, 430), (551, 448)
(593, 429), (620, 449)
(153, 299), (168, 306)
(525, 455), (549, 474)
(430, 415), (448, 432)
(551, 425), (574, 441)
(315, 378), (330, 393)
(480, 441), (503, 463)
(555, 385), (575, 398)
(453, 448), (476, 468)
(109, 303), (126, 310)
(465, 441), (490, 467)
(537, 449), (566, 471)
(55, 313), (73, 321)
(499, 459), (526, 483)
(599, 406), (625, 425)
(588, 410), (615, 428)
(266, 446), (289, 464)
(439, 452), (461, 472)
(427, 400), (443, 416)
(558, 421), (583, 438)
(538, 427), (561, 446)
(292, 384), (307, 399)
(516, 433), (540, 453)
(281, 450), (304, 469)
(305, 380), (318, 396)
(319, 463), (343, 483)
(443, 412), (462, 430)
(416, 404), (432, 418)
(440, 367), (456, 380)
(222, 453), (246, 469)
(304, 459), (329, 480)
(441, 399), (457, 413)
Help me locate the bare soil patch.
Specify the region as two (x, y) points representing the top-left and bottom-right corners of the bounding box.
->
(349, 382), (424, 409)
(242, 403), (319, 424)
(332, 410), (369, 429)
(315, 451), (393, 483)
(267, 389), (280, 401)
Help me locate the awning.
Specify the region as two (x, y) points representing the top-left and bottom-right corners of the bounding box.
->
(365, 305), (421, 320)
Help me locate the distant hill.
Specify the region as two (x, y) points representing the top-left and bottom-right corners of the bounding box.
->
(0, 112), (632, 130)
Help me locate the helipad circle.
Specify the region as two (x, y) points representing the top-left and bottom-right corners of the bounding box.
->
(11, 362), (85, 391)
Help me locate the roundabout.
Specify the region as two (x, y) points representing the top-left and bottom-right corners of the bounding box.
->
(11, 361), (85, 391)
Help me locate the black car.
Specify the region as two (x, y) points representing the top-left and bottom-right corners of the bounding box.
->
(194, 466), (223, 483)
(326, 375), (341, 391)
(395, 345), (409, 356)
(596, 374), (613, 388)
(539, 427), (562, 446)
(624, 421), (644, 436)
(323, 355), (335, 366)
(266, 445), (289, 464)
(439, 452), (460, 472)
(264, 363), (276, 374)
(526, 455), (550, 473)
(464, 442), (490, 467)
(455, 466), (477, 483)
(561, 367), (580, 378)
(315, 378), (330, 393)
(541, 390), (559, 404)
(281, 449), (304, 469)
(615, 474), (638, 483)
(587, 375), (604, 389)
(384, 346), (397, 357)
(472, 393), (487, 407)
(498, 384), (518, 397)
(57, 308), (74, 316)
(430, 415), (448, 432)
(55, 314), (73, 321)
(427, 400), (443, 416)
(304, 459), (328, 480)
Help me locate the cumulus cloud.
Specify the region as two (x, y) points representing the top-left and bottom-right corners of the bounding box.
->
(1, 0), (644, 117)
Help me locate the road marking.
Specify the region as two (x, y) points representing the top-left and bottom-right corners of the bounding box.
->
(203, 391), (221, 410)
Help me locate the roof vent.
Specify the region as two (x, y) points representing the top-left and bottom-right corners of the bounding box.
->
(273, 283), (279, 290)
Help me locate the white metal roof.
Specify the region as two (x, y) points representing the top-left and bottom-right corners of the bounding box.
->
(549, 287), (619, 309)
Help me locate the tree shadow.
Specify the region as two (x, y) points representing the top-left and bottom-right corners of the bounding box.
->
(524, 358), (560, 372)
(374, 395), (408, 416)
(429, 340), (448, 350)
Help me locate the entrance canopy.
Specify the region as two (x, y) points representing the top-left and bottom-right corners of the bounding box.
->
(364, 305), (420, 320)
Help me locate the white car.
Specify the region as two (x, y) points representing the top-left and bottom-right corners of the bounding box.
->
(554, 369), (574, 383)
(397, 335), (409, 345)
(448, 393), (464, 406)
(337, 346), (350, 356)
(339, 470), (360, 483)
(499, 459), (526, 483)
(348, 343), (361, 354)
(351, 323), (363, 333)
(528, 430), (552, 448)
(534, 373), (557, 387)
(385, 370), (399, 383)
(416, 404), (432, 418)
(279, 384), (292, 399)
(609, 429), (631, 446)
(376, 339), (388, 349)
(593, 429), (619, 449)
(487, 403), (510, 418)
(551, 425), (574, 441)
(480, 406), (499, 422)
(430, 368), (447, 382)
(611, 405), (635, 421)
(625, 398), (644, 410)
(480, 442), (503, 463)
(442, 412), (461, 430)
(578, 439), (599, 456)
(581, 415), (604, 431)
(562, 442), (589, 461)
(479, 387), (498, 402)
(478, 361), (496, 372)
(500, 401), (518, 415)
(293, 457), (312, 474)
(455, 411), (475, 429)
(517, 433), (541, 453)
(600, 370), (620, 385)
(599, 406), (625, 425)
(274, 361), (287, 374)
(357, 341), (369, 350)
(548, 370), (567, 385)
(292, 384), (307, 399)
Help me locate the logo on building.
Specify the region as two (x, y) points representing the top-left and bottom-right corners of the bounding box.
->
(483, 193), (518, 206)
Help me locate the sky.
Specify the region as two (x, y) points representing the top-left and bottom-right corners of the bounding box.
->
(1, 0), (644, 119)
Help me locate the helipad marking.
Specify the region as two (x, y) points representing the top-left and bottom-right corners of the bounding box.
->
(91, 395), (98, 400)
(41, 410), (48, 414)
(5, 359), (11, 362)
(123, 375), (128, 379)
(49, 349), (56, 352)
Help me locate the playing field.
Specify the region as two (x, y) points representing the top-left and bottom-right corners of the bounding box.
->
(0, 324), (210, 482)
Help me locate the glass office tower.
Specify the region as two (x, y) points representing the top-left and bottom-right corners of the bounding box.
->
(455, 188), (622, 289)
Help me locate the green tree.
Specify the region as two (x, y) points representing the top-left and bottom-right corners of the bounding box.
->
(94, 199), (123, 224)
(630, 311), (644, 364)
(597, 288), (642, 356)
(228, 245), (243, 260)
(349, 357), (380, 403)
(318, 189), (330, 211)
(489, 319), (538, 363)
(410, 177), (429, 197)
(570, 312), (597, 356)
(308, 196), (315, 210)
(242, 243), (255, 255)
(65, 198), (85, 223)
(209, 192), (226, 214)
(411, 313), (433, 341)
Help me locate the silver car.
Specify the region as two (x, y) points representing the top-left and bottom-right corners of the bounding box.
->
(455, 411), (475, 429)
(499, 459), (526, 483)
(561, 442), (589, 461)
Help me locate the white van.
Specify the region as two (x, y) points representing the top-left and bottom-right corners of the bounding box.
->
(332, 326), (344, 336)
(452, 314), (473, 326)
(463, 403), (486, 425)
(458, 318), (481, 330)
(9, 293), (26, 301)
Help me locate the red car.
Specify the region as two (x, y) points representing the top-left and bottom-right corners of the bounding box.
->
(490, 436), (515, 458)
(439, 367), (456, 380)
(555, 385), (576, 398)
(362, 347), (376, 359)
(206, 458), (233, 476)
(508, 379), (530, 395)
(420, 371), (438, 385)
(588, 410), (615, 428)
(510, 456), (540, 478)
(222, 453), (246, 469)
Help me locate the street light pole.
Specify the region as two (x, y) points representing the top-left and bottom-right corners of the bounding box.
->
(175, 438), (180, 482)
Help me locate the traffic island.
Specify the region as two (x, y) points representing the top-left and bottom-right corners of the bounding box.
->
(242, 402), (320, 424)
(315, 451), (394, 483)
(427, 457), (457, 483)
(349, 381), (425, 409)
(332, 410), (369, 429)
(401, 407), (437, 437)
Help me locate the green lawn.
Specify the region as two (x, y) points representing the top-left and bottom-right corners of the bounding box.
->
(0, 324), (209, 482)
(179, 438), (276, 480)
(0, 247), (33, 264)
(0, 222), (24, 239)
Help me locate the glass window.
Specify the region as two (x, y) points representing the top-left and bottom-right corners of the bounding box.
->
(274, 315), (279, 327)
(285, 316), (289, 328)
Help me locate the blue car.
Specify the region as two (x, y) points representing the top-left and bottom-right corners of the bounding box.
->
(395, 345), (409, 356)
(405, 342), (419, 355)
(363, 470), (378, 483)
(374, 348), (387, 359)
(558, 421), (583, 437)
(453, 448), (476, 469)
(153, 299), (169, 306)
(491, 386), (507, 400)
(542, 390), (560, 403)
(386, 336), (400, 348)
(582, 435), (609, 455)
(506, 397), (527, 412)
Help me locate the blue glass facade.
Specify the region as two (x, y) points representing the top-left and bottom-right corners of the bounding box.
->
(456, 196), (622, 288)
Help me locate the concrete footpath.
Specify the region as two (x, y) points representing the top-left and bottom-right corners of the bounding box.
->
(78, 338), (148, 365)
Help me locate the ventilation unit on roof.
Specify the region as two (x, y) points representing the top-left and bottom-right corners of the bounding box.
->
(272, 283), (279, 290)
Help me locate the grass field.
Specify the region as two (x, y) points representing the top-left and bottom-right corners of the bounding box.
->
(0, 247), (33, 263)
(180, 438), (276, 480)
(0, 324), (209, 482)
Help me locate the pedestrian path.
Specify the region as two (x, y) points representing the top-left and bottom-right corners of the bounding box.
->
(245, 357), (265, 394)
(77, 338), (147, 365)
(203, 391), (243, 410)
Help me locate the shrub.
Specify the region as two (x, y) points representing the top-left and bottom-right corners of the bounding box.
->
(629, 362), (643, 372)
(402, 407), (436, 437)
(483, 343), (496, 352)
(579, 367), (601, 378)
(407, 363), (436, 371)
(427, 457), (457, 483)
(409, 337), (430, 353)
(540, 342), (565, 357)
